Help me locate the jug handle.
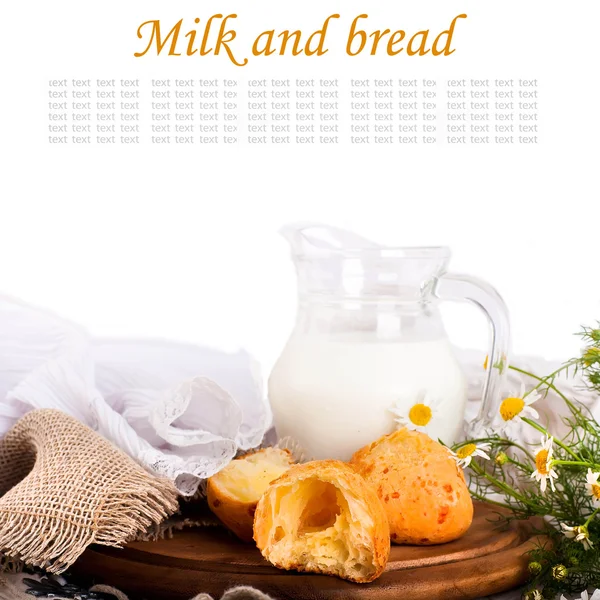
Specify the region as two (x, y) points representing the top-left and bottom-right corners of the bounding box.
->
(435, 273), (510, 436)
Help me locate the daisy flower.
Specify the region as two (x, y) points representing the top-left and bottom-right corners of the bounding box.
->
(389, 391), (441, 434)
(495, 452), (509, 465)
(583, 346), (600, 367)
(531, 435), (558, 493)
(450, 443), (490, 469)
(499, 383), (541, 424)
(586, 469), (600, 507)
(575, 590), (600, 600)
(552, 564), (568, 581)
(561, 523), (594, 551)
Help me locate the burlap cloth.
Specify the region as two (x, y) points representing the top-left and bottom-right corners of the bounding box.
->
(0, 409), (179, 573)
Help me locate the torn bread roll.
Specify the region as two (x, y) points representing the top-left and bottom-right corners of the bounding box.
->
(350, 429), (473, 545)
(253, 460), (390, 583)
(207, 447), (294, 541)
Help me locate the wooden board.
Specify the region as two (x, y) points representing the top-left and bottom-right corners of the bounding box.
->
(74, 502), (542, 600)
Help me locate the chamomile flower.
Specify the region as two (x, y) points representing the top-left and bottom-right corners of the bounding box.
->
(495, 451), (509, 465)
(561, 523), (594, 551)
(499, 383), (541, 424)
(450, 443), (490, 469)
(586, 469), (600, 507)
(531, 435), (558, 493)
(552, 564), (568, 581)
(389, 391), (441, 434)
(575, 590), (600, 600)
(583, 346), (600, 367)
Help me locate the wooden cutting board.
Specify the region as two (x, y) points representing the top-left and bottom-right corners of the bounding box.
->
(74, 502), (541, 600)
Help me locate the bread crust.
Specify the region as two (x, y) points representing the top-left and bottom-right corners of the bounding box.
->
(253, 459), (390, 583)
(207, 448), (294, 542)
(350, 429), (474, 545)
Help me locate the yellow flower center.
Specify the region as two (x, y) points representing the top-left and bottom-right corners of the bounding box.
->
(457, 443), (476, 459)
(408, 403), (432, 427)
(535, 449), (549, 475)
(591, 484), (600, 500)
(575, 526), (588, 538)
(584, 347), (600, 366)
(483, 355), (489, 370)
(500, 397), (525, 421)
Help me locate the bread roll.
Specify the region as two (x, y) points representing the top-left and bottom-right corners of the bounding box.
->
(350, 429), (473, 545)
(207, 447), (294, 542)
(253, 460), (390, 583)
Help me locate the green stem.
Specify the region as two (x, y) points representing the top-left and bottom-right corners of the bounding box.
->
(503, 441), (536, 462)
(552, 460), (600, 469)
(521, 417), (581, 461)
(584, 508), (600, 527)
(532, 360), (576, 391)
(469, 488), (511, 509)
(471, 462), (533, 506)
(505, 456), (533, 473)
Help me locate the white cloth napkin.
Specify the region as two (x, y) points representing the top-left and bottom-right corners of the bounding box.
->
(0, 294), (272, 496)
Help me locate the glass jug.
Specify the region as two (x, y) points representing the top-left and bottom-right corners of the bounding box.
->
(268, 224), (510, 461)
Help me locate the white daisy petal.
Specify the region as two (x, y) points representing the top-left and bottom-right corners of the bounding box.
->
(474, 449), (490, 460)
(525, 389), (542, 404)
(561, 525), (576, 539)
(586, 468), (600, 506)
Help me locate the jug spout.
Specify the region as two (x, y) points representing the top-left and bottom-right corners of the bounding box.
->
(279, 222), (379, 260)
(279, 222), (452, 301)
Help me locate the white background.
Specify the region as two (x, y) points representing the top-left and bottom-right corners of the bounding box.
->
(1, 1), (599, 376)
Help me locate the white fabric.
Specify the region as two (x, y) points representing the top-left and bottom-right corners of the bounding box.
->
(459, 347), (599, 443)
(0, 294), (272, 496)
